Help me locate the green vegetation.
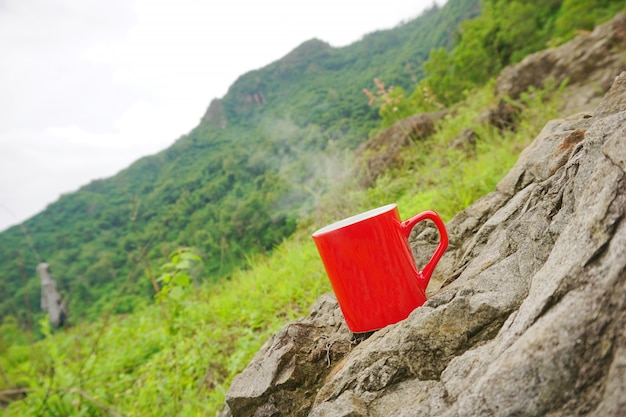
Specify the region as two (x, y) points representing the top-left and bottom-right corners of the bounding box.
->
(0, 0), (480, 326)
(1, 238), (330, 415)
(418, 0), (626, 108)
(1, 0), (625, 415)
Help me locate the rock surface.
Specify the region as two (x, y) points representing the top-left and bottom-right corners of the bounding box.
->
(220, 70), (626, 417)
(354, 111), (447, 188)
(221, 294), (356, 417)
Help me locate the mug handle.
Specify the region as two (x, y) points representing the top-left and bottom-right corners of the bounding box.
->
(400, 210), (449, 282)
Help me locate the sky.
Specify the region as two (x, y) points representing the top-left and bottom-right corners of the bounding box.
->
(0, 0), (442, 232)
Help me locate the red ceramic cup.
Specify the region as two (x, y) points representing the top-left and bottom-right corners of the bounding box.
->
(312, 204), (448, 333)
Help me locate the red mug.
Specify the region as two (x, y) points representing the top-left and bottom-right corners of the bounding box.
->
(312, 204), (448, 333)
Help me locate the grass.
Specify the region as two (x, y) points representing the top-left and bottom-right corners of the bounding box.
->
(318, 81), (561, 223)
(1, 237), (330, 416)
(0, 82), (563, 416)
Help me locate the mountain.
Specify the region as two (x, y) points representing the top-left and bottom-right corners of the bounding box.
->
(0, 0), (481, 326)
(3, 3), (626, 415)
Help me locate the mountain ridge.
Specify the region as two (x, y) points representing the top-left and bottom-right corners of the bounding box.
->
(0, 0), (481, 326)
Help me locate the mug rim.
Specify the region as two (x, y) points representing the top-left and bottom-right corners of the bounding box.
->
(312, 203), (397, 237)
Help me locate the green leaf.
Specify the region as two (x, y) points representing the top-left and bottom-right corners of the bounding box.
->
(172, 272), (191, 287)
(168, 286), (185, 301)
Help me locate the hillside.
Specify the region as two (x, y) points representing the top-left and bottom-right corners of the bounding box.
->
(219, 11), (626, 416)
(224, 68), (626, 417)
(2, 2), (626, 415)
(0, 0), (480, 326)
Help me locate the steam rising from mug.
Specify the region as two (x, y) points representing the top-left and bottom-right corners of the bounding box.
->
(312, 204), (448, 333)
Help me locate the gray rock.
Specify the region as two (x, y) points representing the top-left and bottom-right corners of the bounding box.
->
(596, 70), (626, 118)
(353, 111), (447, 188)
(222, 294), (355, 417)
(475, 13), (626, 133)
(495, 13), (626, 107)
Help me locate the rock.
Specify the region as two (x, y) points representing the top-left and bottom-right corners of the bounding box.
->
(354, 111), (447, 187)
(595, 70), (626, 118)
(476, 99), (520, 131)
(37, 263), (68, 328)
(495, 12), (626, 112)
(474, 12), (626, 132)
(222, 72), (626, 416)
(221, 294), (356, 417)
(448, 127), (476, 151)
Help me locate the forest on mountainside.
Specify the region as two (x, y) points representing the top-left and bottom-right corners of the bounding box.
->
(0, 0), (480, 327)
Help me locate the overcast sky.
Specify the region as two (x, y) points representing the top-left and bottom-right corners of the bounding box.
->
(0, 0), (442, 232)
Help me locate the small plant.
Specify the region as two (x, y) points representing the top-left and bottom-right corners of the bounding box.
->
(363, 78), (445, 129)
(363, 78), (399, 110)
(406, 83), (445, 112)
(156, 247), (203, 331)
(363, 78), (407, 127)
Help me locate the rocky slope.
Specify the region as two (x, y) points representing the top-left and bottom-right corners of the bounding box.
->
(218, 17), (626, 417)
(495, 12), (626, 112)
(219, 71), (626, 417)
